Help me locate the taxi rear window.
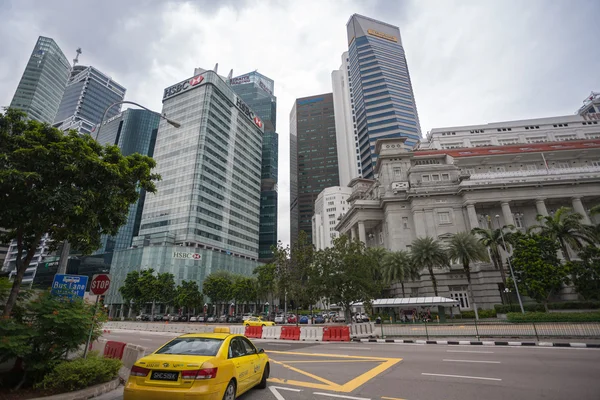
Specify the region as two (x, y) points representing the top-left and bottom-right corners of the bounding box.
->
(156, 338), (223, 356)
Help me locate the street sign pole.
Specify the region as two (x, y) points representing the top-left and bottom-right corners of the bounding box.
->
(83, 295), (100, 359)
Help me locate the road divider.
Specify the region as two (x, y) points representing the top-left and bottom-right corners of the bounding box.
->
(263, 325), (282, 340)
(245, 325), (263, 338)
(323, 326), (351, 342)
(281, 326), (301, 340)
(300, 326), (324, 341)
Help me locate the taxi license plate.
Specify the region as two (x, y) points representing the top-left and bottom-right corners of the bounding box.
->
(151, 371), (179, 381)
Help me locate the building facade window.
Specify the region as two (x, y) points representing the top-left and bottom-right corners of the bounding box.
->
(402, 216), (409, 229)
(438, 212), (451, 224)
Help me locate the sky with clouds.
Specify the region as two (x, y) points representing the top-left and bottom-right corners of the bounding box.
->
(1, 0), (599, 246)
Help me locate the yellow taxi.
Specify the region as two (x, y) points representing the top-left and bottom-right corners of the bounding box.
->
(243, 316), (275, 327)
(124, 327), (270, 400)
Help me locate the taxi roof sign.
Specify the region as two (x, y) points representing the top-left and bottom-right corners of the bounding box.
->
(214, 327), (230, 334)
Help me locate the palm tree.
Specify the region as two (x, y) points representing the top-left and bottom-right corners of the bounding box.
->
(366, 246), (388, 283)
(447, 232), (490, 320)
(471, 226), (513, 288)
(383, 251), (419, 297)
(410, 237), (449, 296)
(528, 207), (594, 262)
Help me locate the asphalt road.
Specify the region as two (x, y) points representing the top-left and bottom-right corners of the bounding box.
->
(97, 329), (600, 400)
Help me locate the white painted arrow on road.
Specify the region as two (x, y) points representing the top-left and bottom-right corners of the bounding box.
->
(269, 386), (302, 400)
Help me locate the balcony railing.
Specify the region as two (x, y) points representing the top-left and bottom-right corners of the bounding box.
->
(467, 166), (600, 180)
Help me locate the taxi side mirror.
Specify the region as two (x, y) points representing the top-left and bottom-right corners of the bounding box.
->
(257, 348), (265, 354)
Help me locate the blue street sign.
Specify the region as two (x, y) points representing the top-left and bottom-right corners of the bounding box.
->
(51, 274), (88, 300)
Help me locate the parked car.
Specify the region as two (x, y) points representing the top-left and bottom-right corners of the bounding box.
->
(197, 315), (205, 322)
(314, 316), (325, 324)
(178, 315), (188, 322)
(299, 315), (309, 324)
(334, 314), (346, 323)
(135, 314), (146, 321)
(189, 315), (198, 322)
(218, 314), (228, 323)
(242, 313), (255, 321)
(274, 314), (285, 324)
(207, 315), (216, 323)
(287, 314), (297, 324)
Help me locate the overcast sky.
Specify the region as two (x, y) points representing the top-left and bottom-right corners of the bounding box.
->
(1, 0), (599, 246)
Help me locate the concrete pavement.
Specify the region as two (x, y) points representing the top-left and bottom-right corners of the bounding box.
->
(99, 330), (600, 400)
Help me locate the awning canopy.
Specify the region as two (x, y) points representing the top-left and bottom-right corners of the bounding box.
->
(360, 297), (459, 308)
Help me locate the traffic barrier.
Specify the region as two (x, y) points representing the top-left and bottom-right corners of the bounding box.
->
(323, 326), (350, 342)
(350, 323), (375, 338)
(121, 343), (146, 369)
(262, 326), (282, 340)
(103, 341), (127, 359)
(300, 326), (323, 341)
(245, 325), (263, 339)
(229, 325), (246, 335)
(280, 326), (301, 340)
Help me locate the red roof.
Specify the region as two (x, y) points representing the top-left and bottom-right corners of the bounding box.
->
(415, 139), (600, 158)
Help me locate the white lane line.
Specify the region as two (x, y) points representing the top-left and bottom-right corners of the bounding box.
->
(422, 373), (502, 381)
(269, 386), (301, 400)
(139, 338), (153, 341)
(443, 359), (501, 364)
(314, 392), (371, 400)
(338, 347), (371, 350)
(265, 343), (291, 347)
(447, 350), (494, 354)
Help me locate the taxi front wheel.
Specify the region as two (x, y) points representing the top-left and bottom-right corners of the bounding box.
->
(223, 380), (236, 400)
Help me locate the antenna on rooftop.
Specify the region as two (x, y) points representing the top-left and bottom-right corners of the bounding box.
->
(73, 48), (82, 66)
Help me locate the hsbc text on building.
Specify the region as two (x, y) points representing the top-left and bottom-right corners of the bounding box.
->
(172, 251), (202, 260)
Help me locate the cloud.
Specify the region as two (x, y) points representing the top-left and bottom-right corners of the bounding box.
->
(1, 0), (599, 247)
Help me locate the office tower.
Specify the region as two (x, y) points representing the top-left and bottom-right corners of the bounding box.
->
(96, 109), (160, 253)
(230, 71), (279, 260)
(289, 93), (339, 244)
(346, 14), (422, 179)
(332, 51), (360, 187)
(105, 70), (264, 316)
(9, 36), (71, 123)
(312, 186), (352, 250)
(54, 65), (126, 134)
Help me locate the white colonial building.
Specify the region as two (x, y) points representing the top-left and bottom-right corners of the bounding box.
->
(312, 186), (353, 250)
(336, 107), (600, 311)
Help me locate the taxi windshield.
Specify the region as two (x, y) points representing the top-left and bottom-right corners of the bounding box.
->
(156, 338), (223, 356)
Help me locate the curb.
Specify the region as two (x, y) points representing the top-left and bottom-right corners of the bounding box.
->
(30, 378), (120, 400)
(353, 338), (600, 348)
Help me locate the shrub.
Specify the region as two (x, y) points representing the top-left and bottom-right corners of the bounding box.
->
(36, 355), (122, 392)
(460, 309), (497, 319)
(506, 311), (600, 323)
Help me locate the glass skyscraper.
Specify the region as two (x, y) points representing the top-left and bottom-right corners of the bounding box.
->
(230, 71), (279, 260)
(54, 65), (126, 134)
(95, 109), (160, 253)
(346, 14), (422, 179)
(9, 36), (71, 123)
(289, 94), (339, 244)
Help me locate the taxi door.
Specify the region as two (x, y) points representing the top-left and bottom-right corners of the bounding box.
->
(239, 337), (262, 385)
(229, 338), (252, 393)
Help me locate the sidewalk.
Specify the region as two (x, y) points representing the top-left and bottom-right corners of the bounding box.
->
(354, 337), (600, 348)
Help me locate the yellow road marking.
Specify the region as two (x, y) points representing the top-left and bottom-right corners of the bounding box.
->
(278, 360), (382, 364)
(265, 350), (402, 393)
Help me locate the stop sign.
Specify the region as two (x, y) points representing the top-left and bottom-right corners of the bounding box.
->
(90, 274), (111, 295)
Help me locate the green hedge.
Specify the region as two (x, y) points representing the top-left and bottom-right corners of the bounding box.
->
(36, 355), (122, 393)
(506, 311), (600, 323)
(460, 309), (497, 319)
(495, 301), (600, 314)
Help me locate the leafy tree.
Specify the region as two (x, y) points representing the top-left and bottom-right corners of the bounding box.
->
(510, 234), (569, 312)
(383, 250), (419, 297)
(254, 263), (277, 309)
(202, 271), (233, 316)
(156, 272), (177, 311)
(567, 245), (600, 301)
(231, 276), (257, 313)
(471, 225), (514, 288)
(0, 109), (159, 317)
(315, 235), (382, 321)
(447, 232), (490, 320)
(175, 280), (203, 319)
(366, 246), (387, 285)
(410, 236), (449, 296)
(528, 207), (594, 262)
(118, 271), (144, 318)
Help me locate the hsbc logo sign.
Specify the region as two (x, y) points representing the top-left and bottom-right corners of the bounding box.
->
(163, 74), (205, 100)
(173, 251), (202, 260)
(236, 97), (263, 129)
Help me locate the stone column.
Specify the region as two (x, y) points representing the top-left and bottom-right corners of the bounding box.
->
(572, 197), (591, 224)
(358, 221), (367, 244)
(412, 210), (426, 237)
(350, 225), (358, 241)
(535, 198), (549, 217)
(501, 201), (514, 226)
(465, 202), (479, 230)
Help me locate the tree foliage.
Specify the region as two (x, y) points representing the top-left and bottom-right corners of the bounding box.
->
(410, 236), (449, 296)
(0, 109), (159, 316)
(471, 225), (514, 287)
(253, 263), (276, 304)
(382, 250), (418, 298)
(510, 234), (569, 312)
(231, 276), (258, 306)
(567, 245), (600, 301)
(175, 280), (204, 317)
(202, 271), (233, 314)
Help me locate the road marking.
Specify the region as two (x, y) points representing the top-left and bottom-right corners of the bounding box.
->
(278, 360), (381, 364)
(139, 338), (153, 341)
(266, 350), (402, 392)
(422, 373), (501, 381)
(443, 359), (500, 364)
(314, 393), (371, 400)
(339, 347), (371, 350)
(381, 397), (406, 400)
(269, 386), (302, 400)
(446, 350), (494, 354)
(267, 343), (292, 346)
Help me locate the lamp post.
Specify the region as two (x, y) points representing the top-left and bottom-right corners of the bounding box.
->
(94, 100), (181, 141)
(57, 102), (181, 275)
(495, 215), (525, 314)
